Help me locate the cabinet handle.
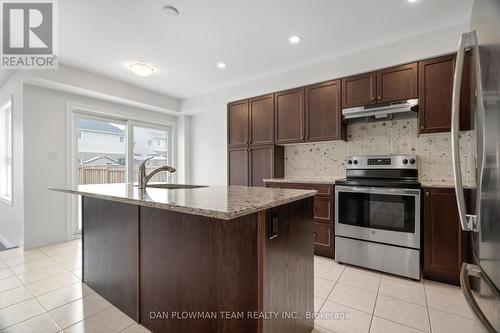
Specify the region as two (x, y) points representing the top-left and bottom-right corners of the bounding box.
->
(426, 192), (430, 196)
(313, 232), (317, 238)
(300, 136), (304, 140)
(420, 126), (424, 130)
(377, 96), (381, 100)
(371, 96), (375, 101)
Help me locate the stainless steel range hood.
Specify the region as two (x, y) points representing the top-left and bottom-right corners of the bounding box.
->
(342, 99), (418, 121)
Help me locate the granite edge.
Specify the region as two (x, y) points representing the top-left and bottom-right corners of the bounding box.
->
(47, 187), (317, 220)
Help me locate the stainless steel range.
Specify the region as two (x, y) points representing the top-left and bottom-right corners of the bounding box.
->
(335, 155), (421, 279)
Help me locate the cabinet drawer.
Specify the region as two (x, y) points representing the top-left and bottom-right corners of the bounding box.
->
(313, 223), (331, 247)
(314, 197), (332, 222)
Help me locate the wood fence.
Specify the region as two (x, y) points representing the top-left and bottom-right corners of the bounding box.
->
(78, 166), (168, 184)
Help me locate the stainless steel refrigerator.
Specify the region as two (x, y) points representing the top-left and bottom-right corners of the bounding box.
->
(452, 0), (500, 332)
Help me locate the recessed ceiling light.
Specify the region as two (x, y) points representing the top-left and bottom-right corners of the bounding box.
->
(217, 62), (227, 69)
(162, 5), (179, 17)
(408, 0), (418, 3)
(289, 35), (301, 44)
(128, 62), (155, 77)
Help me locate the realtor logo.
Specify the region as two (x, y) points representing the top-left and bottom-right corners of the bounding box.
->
(1, 0), (57, 69)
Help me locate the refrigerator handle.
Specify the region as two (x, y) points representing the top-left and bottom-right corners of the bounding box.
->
(451, 31), (479, 232)
(460, 263), (497, 333)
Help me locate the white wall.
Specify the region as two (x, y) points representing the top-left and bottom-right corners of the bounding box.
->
(184, 22), (469, 185)
(189, 112), (227, 185)
(176, 116), (191, 183)
(0, 72), (27, 247)
(22, 85), (176, 248)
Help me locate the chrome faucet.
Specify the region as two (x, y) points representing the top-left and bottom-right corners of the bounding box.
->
(138, 156), (176, 189)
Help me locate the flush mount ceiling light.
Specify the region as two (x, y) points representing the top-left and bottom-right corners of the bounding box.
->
(129, 62), (155, 77)
(162, 5), (179, 17)
(289, 35), (301, 44)
(217, 62), (227, 69)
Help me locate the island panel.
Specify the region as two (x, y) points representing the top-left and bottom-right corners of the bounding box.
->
(82, 197), (139, 321)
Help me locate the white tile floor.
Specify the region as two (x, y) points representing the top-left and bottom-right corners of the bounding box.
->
(0, 240), (473, 333)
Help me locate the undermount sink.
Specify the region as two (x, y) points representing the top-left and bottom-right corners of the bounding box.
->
(140, 184), (208, 190)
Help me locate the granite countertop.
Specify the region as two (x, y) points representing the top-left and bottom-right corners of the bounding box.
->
(48, 183), (317, 220)
(264, 178), (477, 189)
(263, 178), (340, 185)
(420, 180), (477, 189)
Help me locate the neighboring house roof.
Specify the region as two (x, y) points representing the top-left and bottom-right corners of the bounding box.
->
(135, 154), (167, 161)
(82, 156), (123, 166)
(78, 119), (125, 135)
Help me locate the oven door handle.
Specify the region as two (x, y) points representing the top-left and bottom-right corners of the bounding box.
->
(335, 186), (421, 196)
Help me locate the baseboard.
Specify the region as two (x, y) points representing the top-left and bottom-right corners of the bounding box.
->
(0, 233), (15, 249)
(22, 236), (68, 250)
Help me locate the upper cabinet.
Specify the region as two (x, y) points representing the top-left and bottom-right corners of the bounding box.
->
(377, 63), (418, 103)
(341, 63), (418, 108)
(274, 81), (346, 145)
(228, 95), (275, 147)
(341, 72), (377, 108)
(249, 94), (274, 146)
(305, 80), (345, 142)
(274, 88), (305, 144)
(227, 100), (249, 147)
(418, 53), (471, 134)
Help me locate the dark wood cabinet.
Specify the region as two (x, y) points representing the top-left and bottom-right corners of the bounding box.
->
(249, 94), (274, 145)
(377, 63), (418, 103)
(228, 147), (249, 186)
(418, 53), (471, 134)
(342, 63), (417, 108)
(228, 95), (283, 187)
(227, 100), (249, 147)
(228, 146), (284, 187)
(274, 88), (305, 144)
(305, 80), (346, 141)
(341, 72), (377, 108)
(266, 182), (334, 258)
(249, 145), (284, 187)
(423, 187), (470, 285)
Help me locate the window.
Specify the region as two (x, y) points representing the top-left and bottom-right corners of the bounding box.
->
(0, 101), (12, 203)
(119, 136), (124, 143)
(132, 126), (170, 183)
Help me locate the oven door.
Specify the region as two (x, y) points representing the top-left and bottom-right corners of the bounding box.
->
(335, 186), (421, 249)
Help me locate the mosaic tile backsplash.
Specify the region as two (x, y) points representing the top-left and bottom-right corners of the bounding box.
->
(284, 118), (476, 183)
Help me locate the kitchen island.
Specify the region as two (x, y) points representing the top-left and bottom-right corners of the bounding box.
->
(49, 183), (316, 333)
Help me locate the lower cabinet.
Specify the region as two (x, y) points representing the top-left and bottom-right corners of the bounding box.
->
(423, 187), (471, 285)
(228, 145), (284, 187)
(266, 182), (334, 258)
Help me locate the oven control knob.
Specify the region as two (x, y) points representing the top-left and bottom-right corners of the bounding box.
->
(402, 159), (408, 165)
(347, 160), (352, 165)
(410, 159), (416, 164)
(353, 160), (358, 165)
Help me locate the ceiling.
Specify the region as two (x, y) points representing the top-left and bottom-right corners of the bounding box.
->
(59, 0), (473, 99)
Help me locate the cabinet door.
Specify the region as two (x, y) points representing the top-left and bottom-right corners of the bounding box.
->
(305, 80), (344, 142)
(228, 148), (248, 186)
(227, 100), (249, 147)
(341, 72), (377, 108)
(274, 88), (305, 144)
(423, 188), (469, 285)
(249, 146), (274, 188)
(249, 94), (274, 145)
(418, 54), (471, 134)
(377, 63), (418, 103)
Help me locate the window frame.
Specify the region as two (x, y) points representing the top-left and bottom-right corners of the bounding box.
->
(65, 101), (176, 239)
(0, 99), (13, 205)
